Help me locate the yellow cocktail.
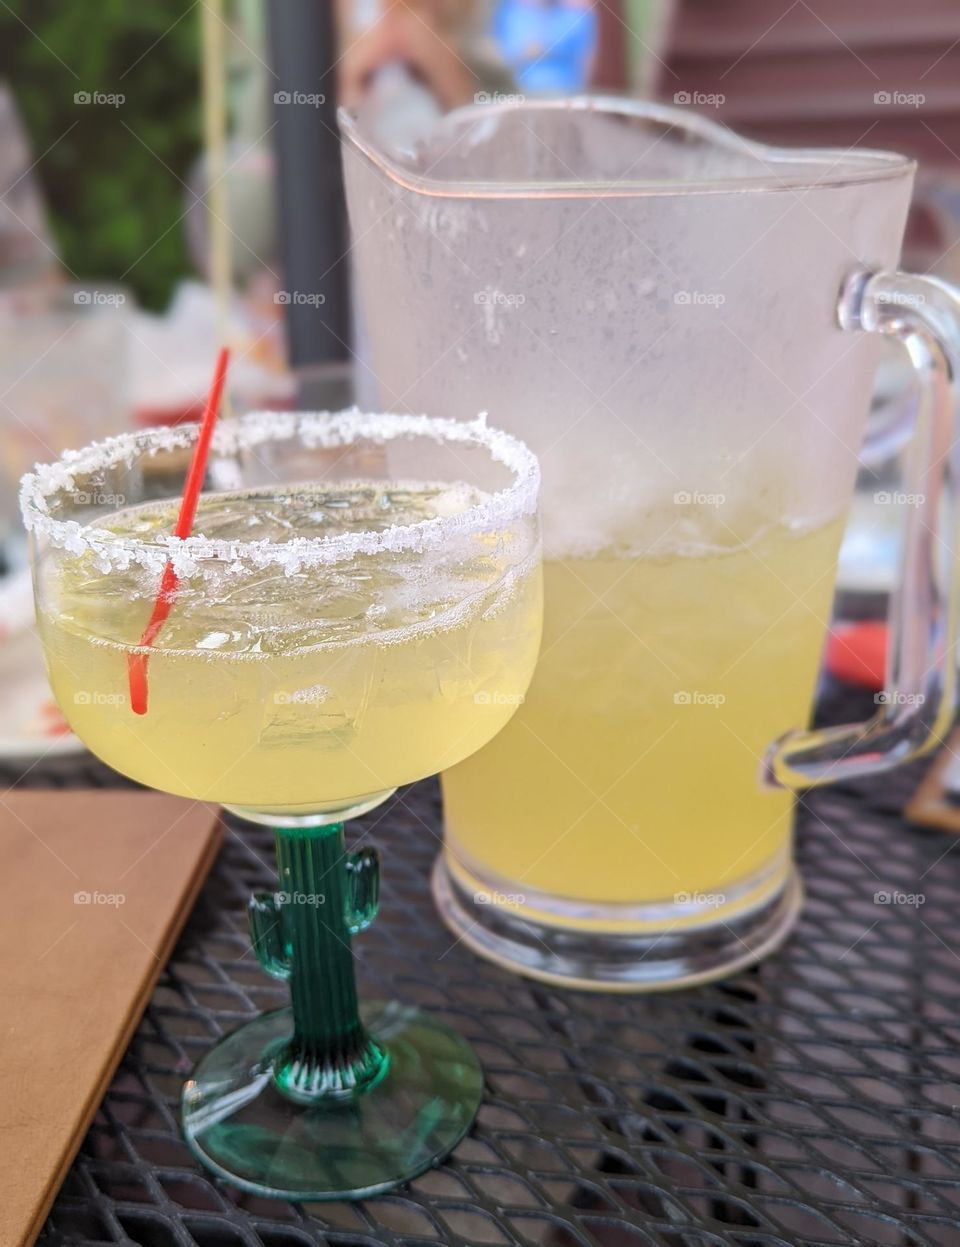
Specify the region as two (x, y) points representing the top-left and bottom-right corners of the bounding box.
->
(40, 483), (541, 816)
(437, 514), (846, 982)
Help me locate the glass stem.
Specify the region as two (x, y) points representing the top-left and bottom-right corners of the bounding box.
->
(249, 821), (387, 1101)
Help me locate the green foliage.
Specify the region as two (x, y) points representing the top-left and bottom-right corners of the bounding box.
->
(0, 0), (202, 309)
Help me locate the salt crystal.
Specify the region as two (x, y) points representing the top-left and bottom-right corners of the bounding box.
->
(19, 409), (540, 579)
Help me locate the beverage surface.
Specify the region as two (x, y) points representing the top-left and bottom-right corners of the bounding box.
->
(39, 483), (542, 815)
(51, 482), (495, 654)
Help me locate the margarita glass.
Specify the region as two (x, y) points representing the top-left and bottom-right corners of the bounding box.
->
(20, 409), (542, 1199)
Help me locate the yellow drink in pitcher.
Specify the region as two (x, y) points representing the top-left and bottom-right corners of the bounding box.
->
(441, 516), (845, 917)
(39, 484), (541, 817)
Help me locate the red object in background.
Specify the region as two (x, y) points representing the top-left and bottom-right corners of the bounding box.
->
(592, 0), (627, 90)
(134, 399), (207, 428)
(826, 621), (888, 690)
(40, 701), (71, 737)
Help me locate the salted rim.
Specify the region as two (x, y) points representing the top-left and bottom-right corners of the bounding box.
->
(19, 409), (540, 576)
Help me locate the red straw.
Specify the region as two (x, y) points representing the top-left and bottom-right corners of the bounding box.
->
(127, 347), (230, 715)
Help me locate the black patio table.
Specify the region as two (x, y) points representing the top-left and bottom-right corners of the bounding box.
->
(19, 682), (960, 1247)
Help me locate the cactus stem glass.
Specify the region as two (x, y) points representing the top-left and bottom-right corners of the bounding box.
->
(21, 411), (542, 1202)
(181, 813), (483, 1199)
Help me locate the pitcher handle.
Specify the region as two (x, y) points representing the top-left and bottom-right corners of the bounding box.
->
(765, 269), (960, 789)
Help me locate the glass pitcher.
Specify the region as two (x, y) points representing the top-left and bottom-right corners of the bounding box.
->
(340, 98), (960, 991)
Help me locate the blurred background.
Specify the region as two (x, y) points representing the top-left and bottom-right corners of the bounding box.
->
(1, 0), (959, 757)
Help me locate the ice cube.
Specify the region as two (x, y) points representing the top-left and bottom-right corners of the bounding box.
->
(259, 657), (378, 751)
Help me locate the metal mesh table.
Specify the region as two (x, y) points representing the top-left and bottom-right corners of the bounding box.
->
(16, 688), (960, 1247)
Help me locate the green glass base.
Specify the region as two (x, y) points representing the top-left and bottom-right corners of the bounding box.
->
(181, 1001), (483, 1200)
